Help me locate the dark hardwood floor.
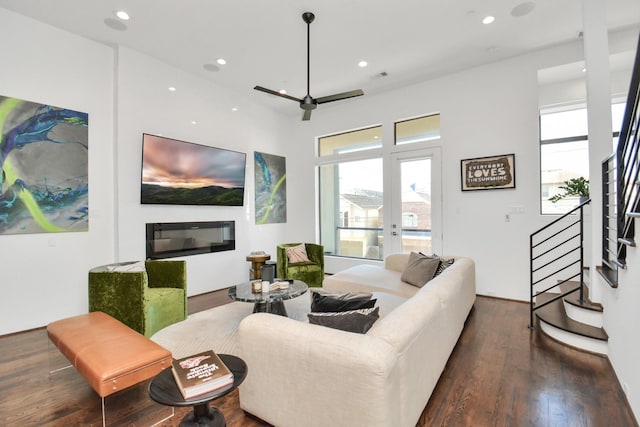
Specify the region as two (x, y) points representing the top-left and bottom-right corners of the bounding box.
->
(0, 293), (637, 426)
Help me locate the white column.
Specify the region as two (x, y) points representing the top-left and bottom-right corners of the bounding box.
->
(582, 0), (613, 302)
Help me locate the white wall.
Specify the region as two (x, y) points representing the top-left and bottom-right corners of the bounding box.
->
(0, 10), (299, 335)
(114, 47), (294, 296)
(598, 219), (640, 417)
(0, 9), (115, 334)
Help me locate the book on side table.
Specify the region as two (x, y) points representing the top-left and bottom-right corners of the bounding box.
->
(171, 350), (234, 399)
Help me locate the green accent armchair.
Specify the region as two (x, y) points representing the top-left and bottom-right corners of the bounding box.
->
(88, 260), (187, 337)
(277, 243), (325, 288)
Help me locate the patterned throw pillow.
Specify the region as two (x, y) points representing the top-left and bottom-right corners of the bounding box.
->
(426, 253), (455, 277)
(308, 307), (380, 333)
(286, 244), (310, 263)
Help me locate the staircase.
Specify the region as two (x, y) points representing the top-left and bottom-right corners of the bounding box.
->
(530, 33), (640, 355)
(535, 278), (609, 354)
(529, 199), (610, 354)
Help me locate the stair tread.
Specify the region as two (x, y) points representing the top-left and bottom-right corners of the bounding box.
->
(535, 294), (608, 341)
(559, 281), (603, 312)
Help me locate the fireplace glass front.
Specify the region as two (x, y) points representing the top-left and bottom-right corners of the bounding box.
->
(146, 221), (235, 259)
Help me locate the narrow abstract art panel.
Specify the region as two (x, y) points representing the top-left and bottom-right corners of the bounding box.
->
(254, 152), (286, 224)
(0, 95), (89, 235)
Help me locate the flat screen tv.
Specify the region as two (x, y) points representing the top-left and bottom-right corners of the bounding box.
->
(141, 134), (246, 206)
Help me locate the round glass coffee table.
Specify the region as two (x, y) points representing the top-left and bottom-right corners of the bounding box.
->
(228, 279), (308, 317)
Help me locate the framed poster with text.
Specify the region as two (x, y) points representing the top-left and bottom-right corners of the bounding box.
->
(461, 154), (515, 191)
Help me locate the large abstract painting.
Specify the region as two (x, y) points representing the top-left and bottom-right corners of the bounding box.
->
(254, 151), (286, 224)
(0, 96), (89, 235)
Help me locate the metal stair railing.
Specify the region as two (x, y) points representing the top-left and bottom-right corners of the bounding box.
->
(530, 200), (590, 328)
(600, 32), (640, 286)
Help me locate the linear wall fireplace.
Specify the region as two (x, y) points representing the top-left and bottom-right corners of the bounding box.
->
(146, 221), (235, 259)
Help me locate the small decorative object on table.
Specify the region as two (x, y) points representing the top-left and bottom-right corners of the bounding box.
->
(246, 251), (271, 280)
(269, 280), (290, 291)
(171, 350), (234, 399)
(251, 281), (262, 293)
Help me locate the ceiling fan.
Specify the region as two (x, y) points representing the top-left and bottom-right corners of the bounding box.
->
(254, 12), (364, 121)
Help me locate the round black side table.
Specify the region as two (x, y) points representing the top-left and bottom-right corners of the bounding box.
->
(148, 354), (247, 427)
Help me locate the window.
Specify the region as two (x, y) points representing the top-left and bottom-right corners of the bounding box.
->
(319, 116), (442, 261)
(318, 125), (382, 157)
(395, 114), (440, 145)
(540, 106), (590, 214)
(402, 212), (418, 227)
(540, 102), (625, 215)
(319, 158), (383, 259)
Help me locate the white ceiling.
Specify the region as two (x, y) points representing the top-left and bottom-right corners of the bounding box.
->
(1, 0), (638, 117)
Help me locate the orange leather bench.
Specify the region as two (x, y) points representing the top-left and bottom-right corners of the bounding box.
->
(47, 311), (172, 397)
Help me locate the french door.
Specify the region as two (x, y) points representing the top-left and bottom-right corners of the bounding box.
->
(388, 148), (442, 255)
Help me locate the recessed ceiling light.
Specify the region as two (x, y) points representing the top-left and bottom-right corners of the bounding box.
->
(482, 15), (495, 24)
(191, 120), (197, 125)
(231, 107), (239, 112)
(115, 10), (130, 20)
(358, 60), (368, 68)
(168, 86), (176, 92)
(216, 58), (227, 65)
(582, 67), (587, 73)
(279, 89), (287, 95)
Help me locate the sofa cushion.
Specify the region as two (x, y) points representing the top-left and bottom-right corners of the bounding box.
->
(308, 306), (380, 333)
(400, 252), (440, 287)
(324, 264), (419, 298)
(310, 289), (376, 312)
(286, 244), (310, 263)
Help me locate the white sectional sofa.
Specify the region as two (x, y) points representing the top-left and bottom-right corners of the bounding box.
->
(237, 253), (476, 427)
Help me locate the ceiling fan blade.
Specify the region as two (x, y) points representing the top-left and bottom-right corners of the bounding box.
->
(254, 86), (302, 103)
(316, 89), (364, 104)
(302, 109), (312, 121)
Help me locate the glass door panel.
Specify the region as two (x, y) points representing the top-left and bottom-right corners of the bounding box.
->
(390, 149), (441, 255)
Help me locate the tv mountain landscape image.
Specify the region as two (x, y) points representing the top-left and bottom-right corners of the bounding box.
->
(141, 183), (244, 206)
(140, 133), (247, 206)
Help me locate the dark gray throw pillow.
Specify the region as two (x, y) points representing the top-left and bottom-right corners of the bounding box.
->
(400, 251), (440, 287)
(308, 307), (380, 333)
(310, 290), (376, 312)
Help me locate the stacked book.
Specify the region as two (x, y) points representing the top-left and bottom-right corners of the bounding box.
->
(171, 350), (234, 399)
